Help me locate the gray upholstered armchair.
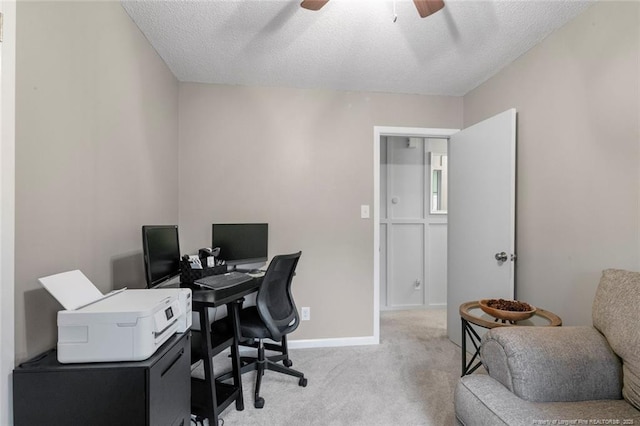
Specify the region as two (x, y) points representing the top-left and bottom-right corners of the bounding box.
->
(455, 269), (640, 425)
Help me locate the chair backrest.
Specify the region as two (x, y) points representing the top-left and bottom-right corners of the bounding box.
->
(592, 268), (640, 411)
(256, 251), (302, 341)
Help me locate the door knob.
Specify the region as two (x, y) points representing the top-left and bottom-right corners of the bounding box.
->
(495, 252), (508, 262)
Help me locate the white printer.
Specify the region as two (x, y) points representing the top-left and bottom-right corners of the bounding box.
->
(39, 270), (192, 364)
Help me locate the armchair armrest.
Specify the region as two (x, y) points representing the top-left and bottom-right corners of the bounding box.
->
(480, 326), (622, 402)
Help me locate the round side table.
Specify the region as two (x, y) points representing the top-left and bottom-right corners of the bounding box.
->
(459, 301), (562, 376)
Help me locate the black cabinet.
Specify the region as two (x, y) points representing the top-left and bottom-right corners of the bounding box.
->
(13, 332), (191, 426)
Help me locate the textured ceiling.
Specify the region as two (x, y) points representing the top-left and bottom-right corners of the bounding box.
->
(121, 0), (593, 96)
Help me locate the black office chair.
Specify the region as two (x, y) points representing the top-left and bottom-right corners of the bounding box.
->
(236, 251), (307, 408)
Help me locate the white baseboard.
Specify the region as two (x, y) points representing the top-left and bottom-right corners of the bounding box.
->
(288, 335), (379, 349)
(380, 304), (446, 312)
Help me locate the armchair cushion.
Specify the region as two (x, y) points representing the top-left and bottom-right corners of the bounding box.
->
(481, 326), (622, 402)
(592, 269), (640, 410)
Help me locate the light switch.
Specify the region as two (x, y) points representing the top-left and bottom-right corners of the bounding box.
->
(361, 205), (370, 219)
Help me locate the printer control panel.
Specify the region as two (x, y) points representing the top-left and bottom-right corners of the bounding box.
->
(153, 299), (181, 335)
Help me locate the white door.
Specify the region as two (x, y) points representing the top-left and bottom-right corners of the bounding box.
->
(447, 109), (517, 346)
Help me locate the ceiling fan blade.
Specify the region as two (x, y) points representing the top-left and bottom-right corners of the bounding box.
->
(413, 0), (445, 18)
(300, 0), (330, 11)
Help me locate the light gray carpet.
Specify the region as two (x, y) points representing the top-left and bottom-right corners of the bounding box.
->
(194, 309), (462, 426)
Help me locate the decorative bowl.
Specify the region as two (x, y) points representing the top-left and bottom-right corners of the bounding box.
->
(479, 299), (536, 323)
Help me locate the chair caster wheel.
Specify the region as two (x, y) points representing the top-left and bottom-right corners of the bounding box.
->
(255, 397), (265, 409)
(299, 377), (308, 387)
(283, 359), (293, 367)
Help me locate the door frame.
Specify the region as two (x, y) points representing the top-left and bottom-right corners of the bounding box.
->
(372, 126), (459, 343)
(1, 2), (16, 425)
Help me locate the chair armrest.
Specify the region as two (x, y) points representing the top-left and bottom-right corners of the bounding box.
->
(480, 326), (622, 402)
(455, 375), (538, 425)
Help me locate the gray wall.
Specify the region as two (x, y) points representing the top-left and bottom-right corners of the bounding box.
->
(13, 0), (638, 361)
(178, 84), (462, 339)
(15, 2), (179, 361)
(463, 1), (640, 326)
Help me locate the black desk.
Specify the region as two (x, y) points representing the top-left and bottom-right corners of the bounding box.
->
(178, 275), (262, 425)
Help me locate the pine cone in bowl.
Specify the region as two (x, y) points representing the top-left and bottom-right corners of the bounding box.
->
(479, 298), (536, 322)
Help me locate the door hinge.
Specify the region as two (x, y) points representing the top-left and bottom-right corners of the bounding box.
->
(0, 12), (4, 43)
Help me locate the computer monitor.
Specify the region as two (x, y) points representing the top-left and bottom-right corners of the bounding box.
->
(142, 225), (181, 288)
(211, 223), (268, 269)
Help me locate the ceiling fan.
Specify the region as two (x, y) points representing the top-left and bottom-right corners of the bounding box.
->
(300, 0), (445, 18)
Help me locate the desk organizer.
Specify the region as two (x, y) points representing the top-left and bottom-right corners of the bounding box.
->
(180, 260), (226, 284)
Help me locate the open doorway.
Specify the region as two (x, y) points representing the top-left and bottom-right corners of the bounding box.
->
(372, 127), (459, 342)
(379, 135), (448, 310)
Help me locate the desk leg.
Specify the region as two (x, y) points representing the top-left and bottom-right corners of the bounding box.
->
(227, 300), (245, 411)
(199, 307), (219, 425)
